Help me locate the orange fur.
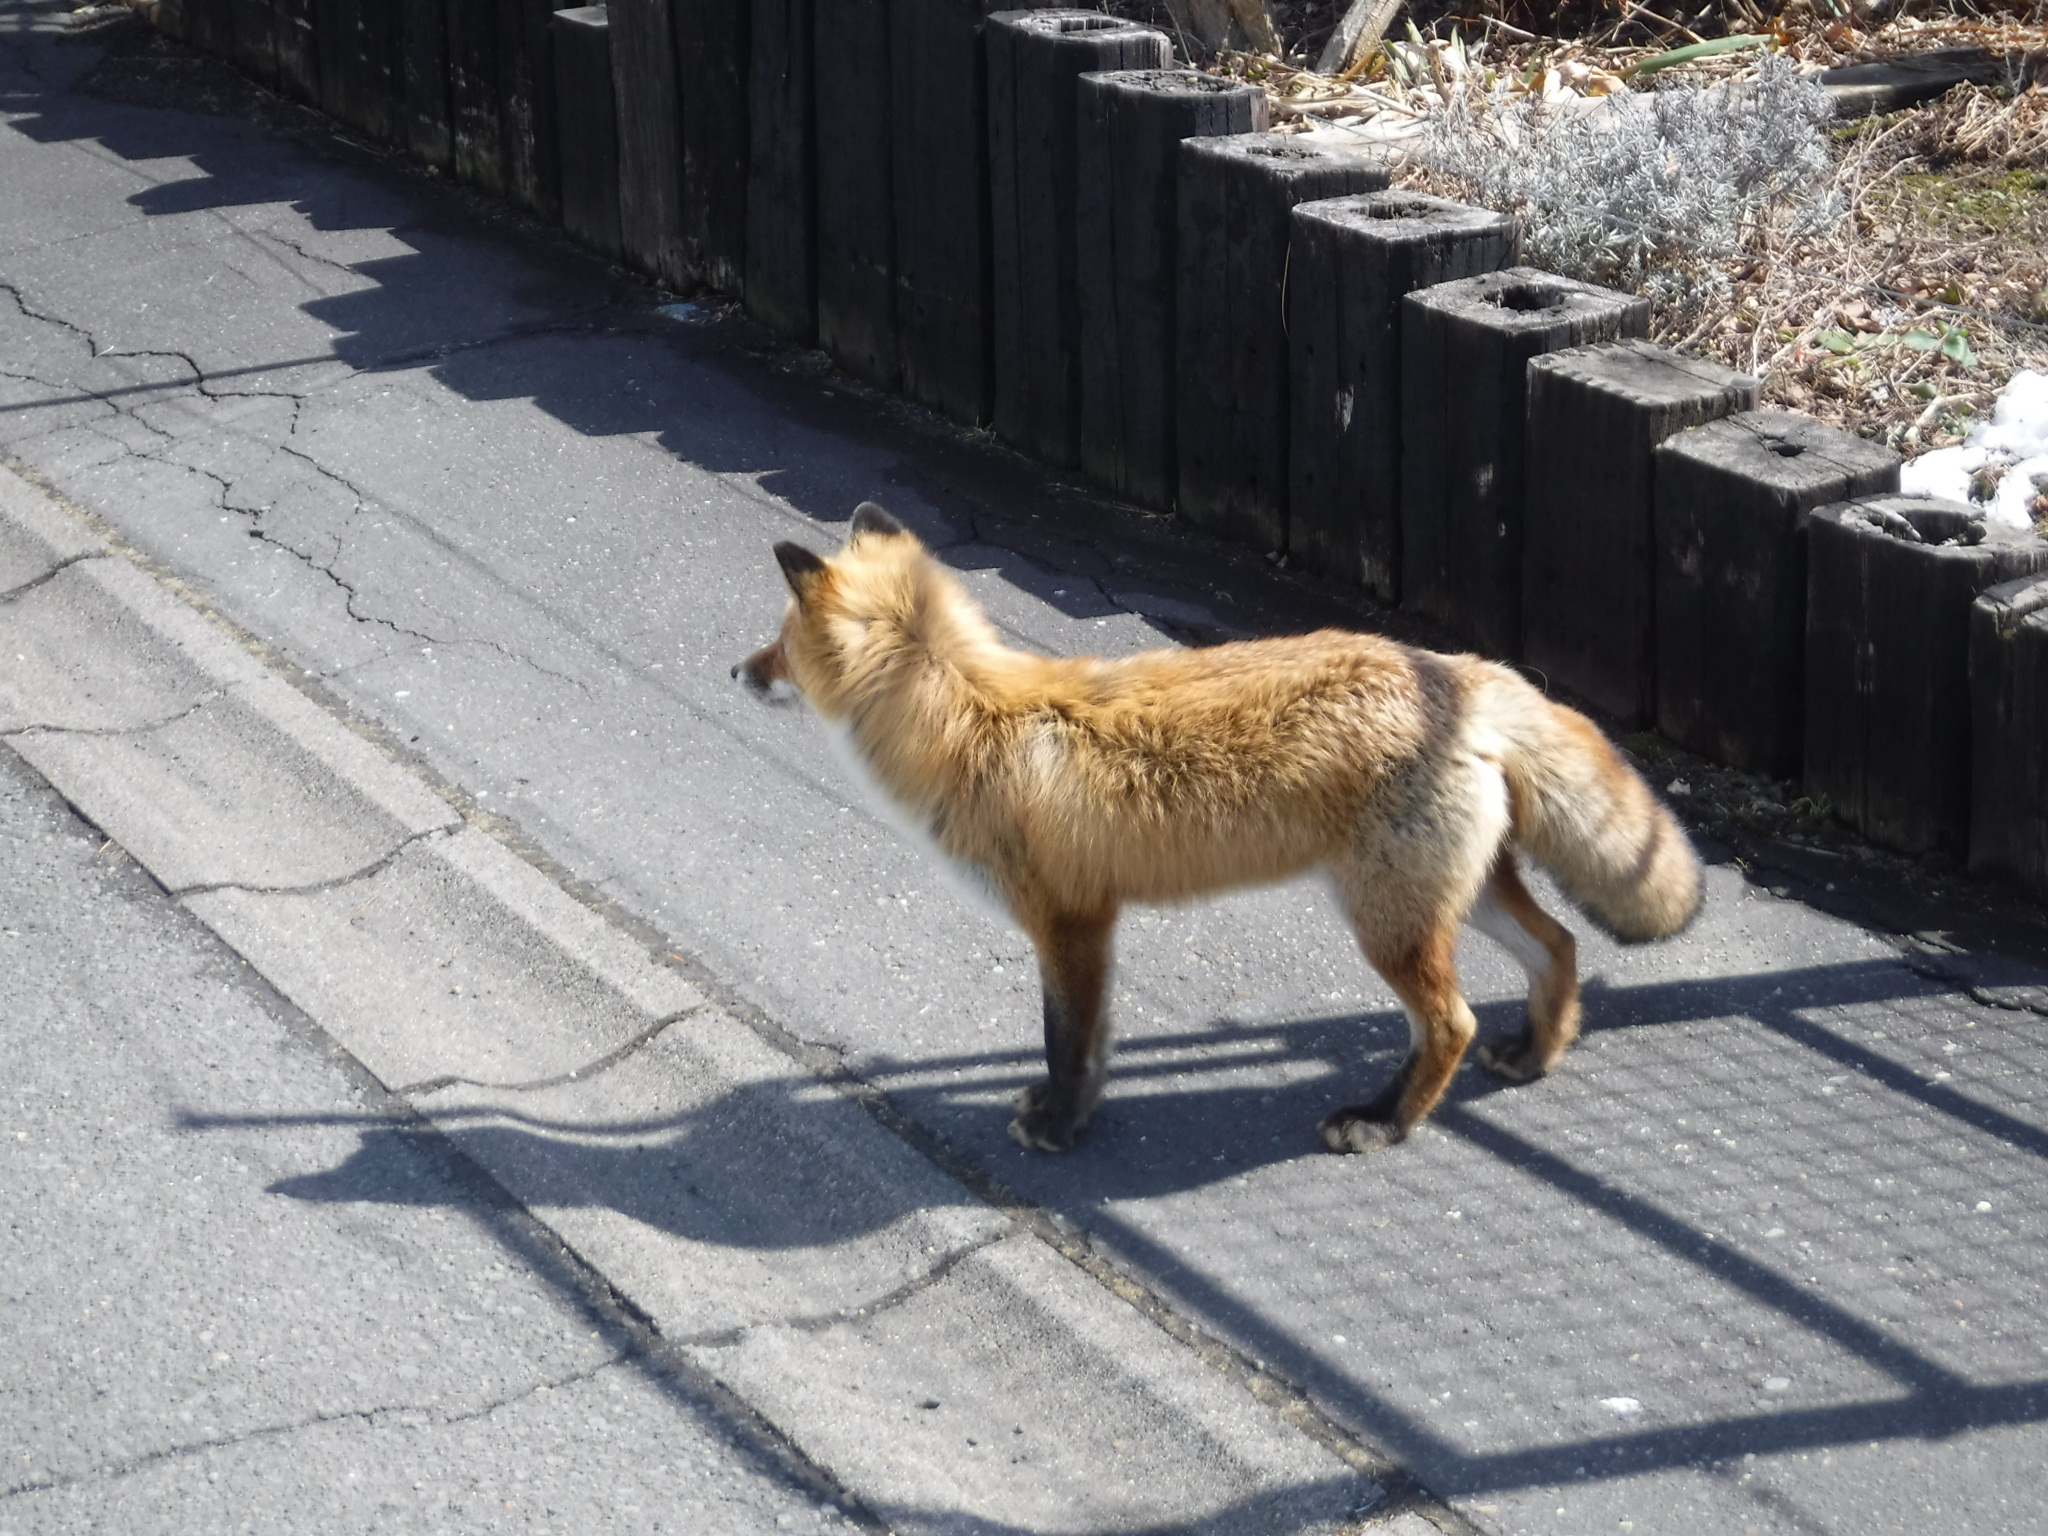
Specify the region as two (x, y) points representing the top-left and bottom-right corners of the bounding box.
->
(738, 505), (1702, 1153)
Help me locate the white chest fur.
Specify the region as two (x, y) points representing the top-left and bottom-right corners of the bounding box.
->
(820, 717), (1008, 918)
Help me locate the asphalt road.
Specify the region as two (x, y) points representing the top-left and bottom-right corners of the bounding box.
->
(0, 742), (856, 1534)
(5, 6), (2048, 1534)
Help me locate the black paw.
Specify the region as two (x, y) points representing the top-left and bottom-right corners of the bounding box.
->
(1008, 1082), (1087, 1153)
(1317, 1107), (1406, 1154)
(1476, 1035), (1548, 1083)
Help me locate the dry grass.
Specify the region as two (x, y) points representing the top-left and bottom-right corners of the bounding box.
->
(1275, 0), (2048, 70)
(1193, 5), (2048, 462)
(1721, 103), (2048, 457)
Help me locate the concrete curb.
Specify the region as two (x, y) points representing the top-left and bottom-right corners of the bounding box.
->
(11, 675), (459, 893)
(0, 462), (1389, 1533)
(184, 829), (704, 1091)
(0, 558), (267, 732)
(0, 461), (99, 585)
(416, 1012), (1014, 1340)
(692, 1232), (1365, 1535)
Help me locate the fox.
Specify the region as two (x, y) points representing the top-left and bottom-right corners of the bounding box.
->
(736, 502), (1701, 1155)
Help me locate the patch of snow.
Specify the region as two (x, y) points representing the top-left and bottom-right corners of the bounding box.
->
(1900, 441), (1977, 502)
(1901, 369), (2048, 529)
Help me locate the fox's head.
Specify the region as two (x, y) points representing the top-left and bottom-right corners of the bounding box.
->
(733, 501), (945, 718)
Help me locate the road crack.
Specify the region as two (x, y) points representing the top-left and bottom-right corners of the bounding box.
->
(0, 1354), (633, 1502)
(4, 278), (314, 424)
(0, 279), (100, 357)
(675, 1229), (1015, 1351)
(2, 693), (222, 741)
(171, 824), (453, 901)
(355, 314), (617, 376)
(240, 224), (365, 283)
(443, 633), (595, 694)
(397, 1004), (711, 1099)
(0, 548), (102, 602)
(190, 468), (439, 651)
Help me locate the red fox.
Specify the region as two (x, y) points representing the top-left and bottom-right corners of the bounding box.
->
(737, 504), (1701, 1154)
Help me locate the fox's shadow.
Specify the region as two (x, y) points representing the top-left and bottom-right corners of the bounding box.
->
(263, 996), (1540, 1255)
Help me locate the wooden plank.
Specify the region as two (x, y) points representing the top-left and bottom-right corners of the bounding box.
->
(1073, 69), (1263, 512)
(678, 0), (751, 294)
(987, 10), (1169, 467)
(746, 0), (815, 340)
(1522, 339), (1758, 726)
(1808, 498), (2048, 857)
(814, 0), (897, 386)
(400, 0), (454, 170)
(1653, 411), (1897, 777)
(553, 6), (625, 259)
(229, 0), (279, 89)
(1285, 193), (1516, 597)
(1970, 576), (2048, 897)
(889, 0), (1003, 424)
(1173, 134), (1385, 554)
(1399, 269), (1647, 651)
(447, 0), (508, 196)
(610, 0), (691, 287)
(273, 0), (320, 104)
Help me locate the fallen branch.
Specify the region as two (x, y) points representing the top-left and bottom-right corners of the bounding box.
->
(1228, 0), (1282, 57)
(1160, 0), (1232, 54)
(1315, 0), (1403, 77)
(1163, 0), (1285, 56)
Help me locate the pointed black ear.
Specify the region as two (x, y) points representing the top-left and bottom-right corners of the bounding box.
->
(850, 502), (906, 540)
(773, 541), (827, 597)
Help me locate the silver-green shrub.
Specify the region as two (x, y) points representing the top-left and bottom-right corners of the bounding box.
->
(1427, 56), (1845, 306)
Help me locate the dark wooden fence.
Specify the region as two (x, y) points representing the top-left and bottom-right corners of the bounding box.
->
(156, 0), (2048, 899)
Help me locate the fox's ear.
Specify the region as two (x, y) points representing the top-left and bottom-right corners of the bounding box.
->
(773, 541), (828, 600)
(850, 502), (906, 540)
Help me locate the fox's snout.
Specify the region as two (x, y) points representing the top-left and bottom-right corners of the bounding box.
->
(734, 638), (790, 699)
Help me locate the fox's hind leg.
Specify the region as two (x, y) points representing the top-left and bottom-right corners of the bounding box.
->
(1470, 852), (1581, 1082)
(1010, 907), (1116, 1153)
(1320, 760), (1503, 1153)
(1319, 920), (1477, 1153)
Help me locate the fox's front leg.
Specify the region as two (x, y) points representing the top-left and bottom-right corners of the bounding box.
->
(1010, 908), (1116, 1153)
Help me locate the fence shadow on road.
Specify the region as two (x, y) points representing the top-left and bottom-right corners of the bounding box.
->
(1033, 951), (2048, 1499)
(3, 17), (1365, 667)
(193, 947), (2048, 1504)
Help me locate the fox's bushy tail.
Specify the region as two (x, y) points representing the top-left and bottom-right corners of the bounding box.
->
(1482, 675), (1702, 942)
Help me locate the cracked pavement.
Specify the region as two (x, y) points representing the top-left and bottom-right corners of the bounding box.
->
(0, 744), (855, 1535)
(6, 5), (2048, 1534)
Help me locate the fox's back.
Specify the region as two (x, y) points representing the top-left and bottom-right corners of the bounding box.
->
(971, 630), (1477, 904)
